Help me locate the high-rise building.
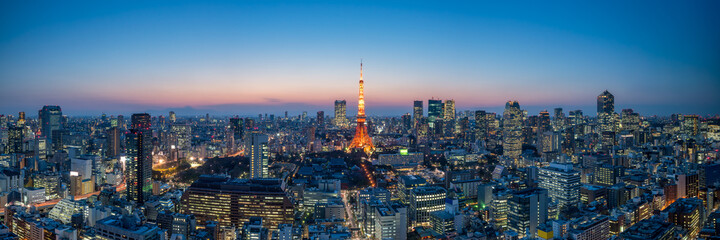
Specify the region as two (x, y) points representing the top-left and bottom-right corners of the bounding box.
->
(508, 188), (548, 239)
(503, 101), (523, 159)
(169, 111), (176, 123)
(316, 111), (324, 130)
(538, 110), (551, 133)
(597, 91), (616, 133)
(17, 111), (25, 126)
(553, 107), (565, 131)
(126, 113), (153, 205)
(475, 110), (487, 141)
(229, 117), (244, 141)
(621, 109), (640, 132)
(597, 90), (614, 116)
(334, 100), (348, 128)
(443, 100), (455, 121)
(569, 110), (584, 126)
(413, 100), (423, 127)
(349, 62), (375, 154)
(538, 163), (581, 209)
(181, 176), (293, 231)
(106, 127), (120, 158)
(401, 113), (412, 131)
(428, 99), (443, 125)
(38, 105), (62, 148)
(683, 115), (699, 136)
(7, 126), (24, 154)
(247, 133), (269, 179)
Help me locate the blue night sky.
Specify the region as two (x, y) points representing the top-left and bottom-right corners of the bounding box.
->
(1, 1), (719, 116)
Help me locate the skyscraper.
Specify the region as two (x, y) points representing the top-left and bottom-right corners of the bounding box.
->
(349, 62), (375, 154)
(126, 113), (153, 205)
(106, 127), (120, 158)
(569, 110), (583, 126)
(427, 99), (443, 124)
(683, 115), (699, 136)
(553, 107), (565, 131)
(503, 101), (523, 159)
(334, 100), (348, 128)
(538, 110), (551, 133)
(17, 112), (25, 126)
(443, 100), (455, 121)
(229, 117), (244, 140)
(7, 126), (24, 154)
(316, 111), (324, 130)
(597, 90), (614, 115)
(413, 100), (423, 127)
(247, 133), (269, 179)
(621, 109), (640, 132)
(169, 111), (176, 123)
(475, 110), (487, 142)
(38, 105), (62, 148)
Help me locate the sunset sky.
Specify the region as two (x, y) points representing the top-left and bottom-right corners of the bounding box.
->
(1, 1), (719, 116)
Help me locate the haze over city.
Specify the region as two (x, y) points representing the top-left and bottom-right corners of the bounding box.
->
(2, 1), (719, 116)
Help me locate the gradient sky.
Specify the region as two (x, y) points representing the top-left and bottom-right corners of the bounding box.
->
(1, 1), (719, 116)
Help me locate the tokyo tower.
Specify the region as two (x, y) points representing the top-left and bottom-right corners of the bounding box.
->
(348, 62), (375, 154)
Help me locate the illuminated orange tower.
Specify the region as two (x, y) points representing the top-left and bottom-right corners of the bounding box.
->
(349, 62), (375, 154)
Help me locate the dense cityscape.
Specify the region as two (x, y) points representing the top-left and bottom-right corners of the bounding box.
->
(0, 61), (719, 240)
(2, 1), (720, 240)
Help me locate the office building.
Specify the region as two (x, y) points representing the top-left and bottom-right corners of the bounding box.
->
(503, 101), (523, 159)
(242, 217), (268, 240)
(507, 188), (548, 239)
(7, 126), (24, 154)
(620, 219), (675, 240)
(333, 100), (348, 128)
(106, 127), (121, 158)
(316, 111), (324, 129)
(181, 175), (293, 231)
(376, 151), (423, 169)
(570, 215), (609, 240)
(538, 163), (581, 209)
(683, 114), (699, 136)
(126, 113), (153, 205)
(664, 197), (703, 238)
(428, 99), (443, 128)
(229, 117), (244, 141)
(443, 100), (455, 121)
(96, 215), (162, 240)
(594, 164), (624, 187)
(373, 201), (407, 240)
(413, 100), (423, 127)
(553, 107), (565, 131)
(247, 133), (269, 179)
(38, 105), (62, 148)
(397, 175), (427, 204)
(409, 186), (446, 225)
(621, 109), (640, 132)
(474, 110), (487, 141)
(597, 90), (614, 115)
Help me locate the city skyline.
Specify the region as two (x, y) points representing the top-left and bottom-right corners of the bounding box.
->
(2, 1), (720, 116)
